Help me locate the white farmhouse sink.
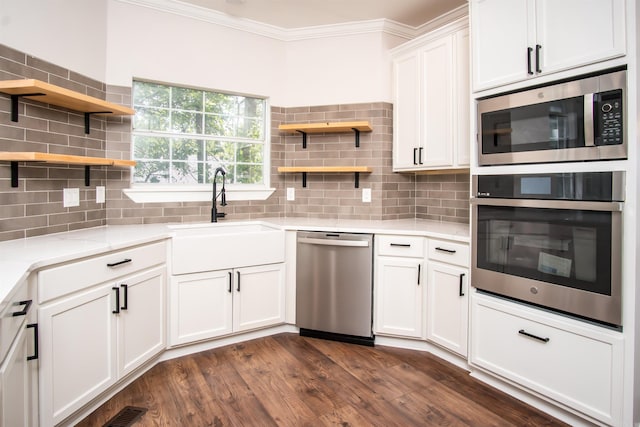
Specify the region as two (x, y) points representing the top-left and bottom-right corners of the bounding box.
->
(170, 222), (285, 274)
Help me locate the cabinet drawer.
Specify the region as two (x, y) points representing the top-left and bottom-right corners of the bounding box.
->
(471, 295), (623, 426)
(376, 235), (425, 258)
(427, 239), (468, 267)
(0, 281), (30, 364)
(38, 241), (167, 303)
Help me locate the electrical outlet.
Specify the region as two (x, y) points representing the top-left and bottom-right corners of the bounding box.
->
(362, 188), (371, 203)
(63, 188), (80, 207)
(96, 186), (106, 204)
(287, 187), (295, 201)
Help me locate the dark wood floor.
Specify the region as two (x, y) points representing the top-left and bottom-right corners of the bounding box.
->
(78, 333), (568, 426)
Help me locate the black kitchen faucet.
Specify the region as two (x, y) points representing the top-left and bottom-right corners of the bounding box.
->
(211, 166), (227, 222)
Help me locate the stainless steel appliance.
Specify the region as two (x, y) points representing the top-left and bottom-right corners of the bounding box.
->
(471, 172), (624, 327)
(477, 69), (626, 165)
(296, 231), (374, 345)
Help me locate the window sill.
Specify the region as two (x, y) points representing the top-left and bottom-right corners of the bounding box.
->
(122, 186), (276, 203)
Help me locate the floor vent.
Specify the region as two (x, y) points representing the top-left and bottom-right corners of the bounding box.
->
(103, 406), (148, 427)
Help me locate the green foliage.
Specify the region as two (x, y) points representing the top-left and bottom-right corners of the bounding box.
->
(132, 81), (266, 185)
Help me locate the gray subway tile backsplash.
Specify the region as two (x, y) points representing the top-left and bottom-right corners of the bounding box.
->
(0, 44), (470, 241)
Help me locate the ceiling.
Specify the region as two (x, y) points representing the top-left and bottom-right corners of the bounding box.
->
(177, 0), (467, 29)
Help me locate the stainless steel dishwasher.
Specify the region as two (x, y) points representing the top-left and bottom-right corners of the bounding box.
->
(296, 231), (374, 345)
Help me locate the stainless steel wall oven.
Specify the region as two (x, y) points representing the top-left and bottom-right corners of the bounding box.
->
(471, 172), (624, 327)
(477, 69), (626, 166)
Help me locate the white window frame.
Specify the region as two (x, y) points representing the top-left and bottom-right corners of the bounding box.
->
(124, 80), (274, 203)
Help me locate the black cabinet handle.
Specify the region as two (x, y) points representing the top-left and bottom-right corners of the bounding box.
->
(413, 148), (418, 165)
(120, 284), (128, 310)
(228, 272), (233, 293)
(27, 323), (38, 361)
(390, 243), (411, 247)
(237, 271), (241, 292)
(459, 273), (465, 296)
(107, 258), (132, 268)
(518, 329), (550, 343)
(418, 147), (423, 164)
(12, 299), (32, 317)
(535, 44), (542, 73)
(112, 287), (120, 314)
(527, 47), (534, 75)
(435, 247), (456, 254)
(417, 264), (421, 286)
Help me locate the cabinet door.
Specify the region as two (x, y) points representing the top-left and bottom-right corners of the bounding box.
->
(118, 267), (166, 377)
(39, 285), (117, 425)
(374, 257), (424, 338)
(535, 0), (625, 75)
(170, 270), (233, 346)
(421, 35), (454, 167)
(454, 28), (471, 167)
(471, 0), (532, 91)
(392, 50), (421, 170)
(233, 264), (285, 333)
(426, 262), (468, 357)
(0, 327), (29, 427)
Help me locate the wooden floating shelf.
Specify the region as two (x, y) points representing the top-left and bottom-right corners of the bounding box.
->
(0, 152), (136, 188)
(277, 166), (372, 188)
(0, 79), (135, 134)
(278, 121), (372, 148)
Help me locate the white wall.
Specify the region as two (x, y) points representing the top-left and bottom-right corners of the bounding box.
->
(105, 1), (287, 103)
(0, 0), (406, 106)
(0, 0), (108, 81)
(283, 31), (404, 106)
(105, 1), (406, 106)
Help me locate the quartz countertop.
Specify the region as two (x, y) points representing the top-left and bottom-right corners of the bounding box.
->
(0, 218), (469, 305)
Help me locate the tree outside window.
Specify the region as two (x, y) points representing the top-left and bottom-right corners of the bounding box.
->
(132, 81), (266, 186)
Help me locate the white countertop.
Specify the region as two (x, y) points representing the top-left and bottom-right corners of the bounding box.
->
(0, 218), (469, 305)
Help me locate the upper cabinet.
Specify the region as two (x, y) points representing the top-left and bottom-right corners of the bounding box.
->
(470, 0), (626, 92)
(391, 19), (470, 172)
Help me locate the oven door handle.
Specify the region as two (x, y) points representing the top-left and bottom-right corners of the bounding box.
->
(470, 197), (623, 212)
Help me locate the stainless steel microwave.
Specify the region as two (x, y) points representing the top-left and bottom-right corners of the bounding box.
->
(477, 69), (626, 166)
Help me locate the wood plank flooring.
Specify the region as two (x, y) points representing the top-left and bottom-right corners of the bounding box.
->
(78, 333), (568, 426)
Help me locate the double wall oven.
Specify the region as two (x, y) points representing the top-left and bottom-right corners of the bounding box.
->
(472, 68), (627, 328)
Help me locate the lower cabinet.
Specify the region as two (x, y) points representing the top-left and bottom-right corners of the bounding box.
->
(426, 262), (468, 357)
(0, 289), (37, 427)
(39, 266), (165, 426)
(470, 293), (624, 426)
(170, 263), (286, 346)
(374, 257), (424, 338)
(1, 328), (32, 426)
(374, 235), (426, 339)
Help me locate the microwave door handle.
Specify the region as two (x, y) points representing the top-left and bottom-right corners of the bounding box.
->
(584, 93), (595, 147)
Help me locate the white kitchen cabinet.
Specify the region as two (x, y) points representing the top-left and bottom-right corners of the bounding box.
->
(425, 239), (469, 357)
(392, 19), (469, 171)
(170, 263), (285, 346)
(38, 242), (167, 426)
(0, 279), (37, 427)
(470, 0), (626, 91)
(374, 235), (425, 338)
(470, 292), (624, 426)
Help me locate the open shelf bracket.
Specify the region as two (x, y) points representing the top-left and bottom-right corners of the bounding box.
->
(84, 111), (112, 134)
(297, 171), (361, 188)
(8, 162), (93, 188)
(10, 93), (45, 122)
(297, 130), (308, 149)
(352, 128), (361, 148)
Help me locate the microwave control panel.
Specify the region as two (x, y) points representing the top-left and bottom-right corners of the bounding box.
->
(595, 89), (623, 146)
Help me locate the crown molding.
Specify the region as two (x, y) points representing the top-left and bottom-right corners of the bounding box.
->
(113, 0), (419, 41)
(413, 4), (469, 37)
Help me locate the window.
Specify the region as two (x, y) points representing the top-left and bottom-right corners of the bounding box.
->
(131, 80), (268, 190)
